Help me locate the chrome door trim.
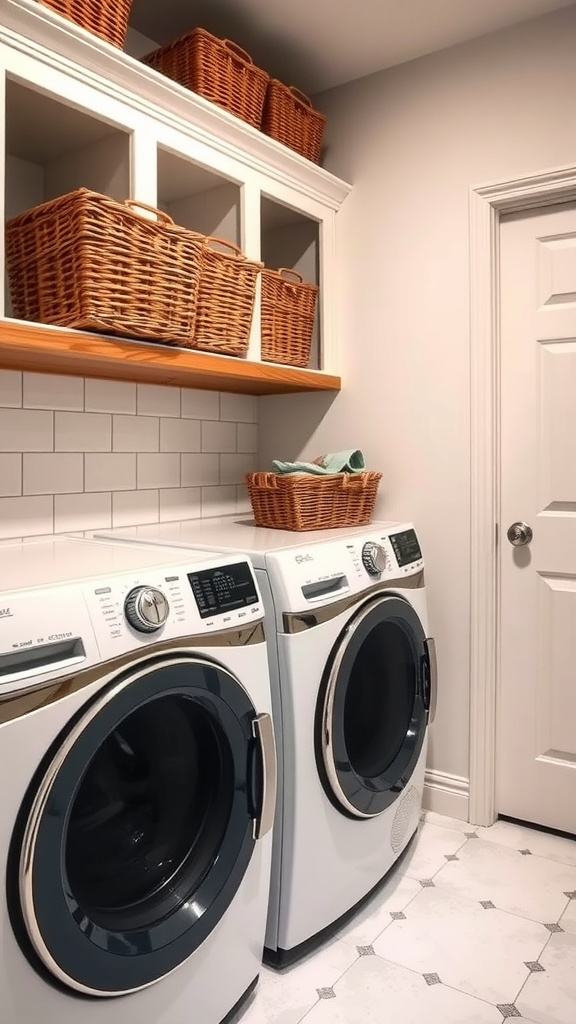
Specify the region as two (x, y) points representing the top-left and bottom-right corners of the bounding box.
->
(19, 654), (257, 997)
(251, 713), (277, 840)
(425, 638), (438, 724)
(283, 571), (424, 634)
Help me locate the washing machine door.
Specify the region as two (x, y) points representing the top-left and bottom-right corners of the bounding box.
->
(8, 654), (275, 997)
(316, 595), (434, 819)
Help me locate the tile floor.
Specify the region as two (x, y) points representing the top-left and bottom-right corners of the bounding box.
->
(231, 811), (576, 1024)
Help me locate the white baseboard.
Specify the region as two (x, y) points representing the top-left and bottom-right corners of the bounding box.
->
(423, 769), (470, 821)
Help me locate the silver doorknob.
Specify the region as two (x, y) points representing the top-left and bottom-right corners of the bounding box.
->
(507, 522), (533, 547)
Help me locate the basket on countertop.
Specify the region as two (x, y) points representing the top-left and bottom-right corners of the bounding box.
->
(245, 471), (382, 531)
(142, 28), (269, 129)
(5, 188), (204, 344)
(185, 236), (261, 357)
(262, 81), (326, 163)
(261, 268), (318, 367)
(39, 0), (133, 48)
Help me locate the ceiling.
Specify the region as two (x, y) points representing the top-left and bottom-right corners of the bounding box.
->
(129, 0), (575, 95)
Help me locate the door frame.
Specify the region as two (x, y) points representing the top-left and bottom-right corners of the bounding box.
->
(469, 163), (576, 826)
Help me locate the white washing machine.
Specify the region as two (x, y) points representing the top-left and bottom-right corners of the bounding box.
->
(0, 535), (276, 1023)
(95, 518), (437, 968)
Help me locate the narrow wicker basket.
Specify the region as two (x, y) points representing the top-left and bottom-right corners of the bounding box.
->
(143, 28), (269, 129)
(261, 268), (318, 367)
(39, 0), (132, 48)
(246, 471), (382, 532)
(262, 81), (326, 163)
(185, 236), (262, 357)
(5, 189), (204, 344)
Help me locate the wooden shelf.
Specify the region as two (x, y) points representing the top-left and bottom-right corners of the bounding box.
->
(0, 320), (341, 396)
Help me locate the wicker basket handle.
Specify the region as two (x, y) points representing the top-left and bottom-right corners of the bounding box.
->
(288, 86), (313, 108)
(223, 39), (253, 66)
(122, 199), (174, 226)
(277, 268), (304, 283)
(203, 235), (242, 255)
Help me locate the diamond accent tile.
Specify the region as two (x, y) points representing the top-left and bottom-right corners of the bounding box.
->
(419, 878), (435, 887)
(496, 1004), (521, 1018)
(544, 922), (564, 933)
(390, 911), (407, 921)
(480, 900), (496, 909)
(564, 890), (576, 899)
(356, 945), (375, 956)
(519, 849), (532, 856)
(317, 987), (336, 999)
(524, 961), (545, 973)
(423, 972), (441, 986)
(465, 832), (479, 839)
(445, 854), (459, 861)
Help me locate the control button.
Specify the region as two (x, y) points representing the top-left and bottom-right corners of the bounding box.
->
(124, 586), (170, 633)
(362, 541), (387, 577)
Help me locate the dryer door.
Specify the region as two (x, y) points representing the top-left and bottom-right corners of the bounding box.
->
(8, 654), (275, 997)
(316, 595), (432, 819)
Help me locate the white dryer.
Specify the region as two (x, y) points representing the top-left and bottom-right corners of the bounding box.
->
(95, 518), (437, 968)
(0, 536), (275, 1023)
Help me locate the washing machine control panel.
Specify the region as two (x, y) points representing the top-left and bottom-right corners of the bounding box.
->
(361, 541), (388, 576)
(124, 585), (170, 632)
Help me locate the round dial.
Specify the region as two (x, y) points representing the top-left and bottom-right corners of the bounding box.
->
(361, 541), (387, 577)
(124, 586), (170, 633)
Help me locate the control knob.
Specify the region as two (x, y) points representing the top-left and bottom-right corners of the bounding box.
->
(362, 541), (387, 577)
(124, 586), (170, 633)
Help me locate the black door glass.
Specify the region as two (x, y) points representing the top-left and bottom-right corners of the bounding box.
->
(343, 620), (415, 780)
(66, 694), (233, 933)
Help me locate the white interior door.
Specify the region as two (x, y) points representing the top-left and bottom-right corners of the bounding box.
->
(497, 201), (576, 834)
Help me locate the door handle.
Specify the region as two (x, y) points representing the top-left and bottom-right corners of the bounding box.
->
(424, 638), (438, 724)
(507, 522), (533, 547)
(251, 713), (277, 840)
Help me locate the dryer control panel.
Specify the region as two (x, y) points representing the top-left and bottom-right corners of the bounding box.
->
(264, 522), (424, 617)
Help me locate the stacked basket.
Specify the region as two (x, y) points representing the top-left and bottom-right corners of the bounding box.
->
(245, 471), (382, 531)
(39, 0), (133, 48)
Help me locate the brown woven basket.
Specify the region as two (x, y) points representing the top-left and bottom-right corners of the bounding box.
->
(261, 268), (318, 367)
(185, 236), (262, 357)
(39, 0), (132, 48)
(5, 189), (203, 344)
(262, 81), (326, 163)
(245, 471), (382, 531)
(143, 28), (269, 128)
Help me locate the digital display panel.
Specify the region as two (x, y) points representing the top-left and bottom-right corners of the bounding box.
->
(188, 562), (258, 619)
(390, 529), (422, 567)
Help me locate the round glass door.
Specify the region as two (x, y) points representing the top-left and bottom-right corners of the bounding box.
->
(9, 655), (263, 997)
(315, 596), (430, 819)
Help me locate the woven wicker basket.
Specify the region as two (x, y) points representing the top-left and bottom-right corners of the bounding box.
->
(261, 268), (318, 367)
(39, 0), (132, 48)
(185, 236), (262, 357)
(5, 189), (203, 344)
(246, 471), (382, 532)
(143, 28), (269, 129)
(262, 81), (326, 163)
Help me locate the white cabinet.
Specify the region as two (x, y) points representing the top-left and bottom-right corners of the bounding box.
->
(0, 0), (351, 394)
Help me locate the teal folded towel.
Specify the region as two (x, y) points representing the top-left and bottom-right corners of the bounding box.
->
(272, 449), (365, 475)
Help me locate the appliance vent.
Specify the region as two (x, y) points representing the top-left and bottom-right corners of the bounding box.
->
(391, 785), (419, 853)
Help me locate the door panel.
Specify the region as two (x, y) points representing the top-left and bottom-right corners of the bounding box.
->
(498, 203), (576, 833)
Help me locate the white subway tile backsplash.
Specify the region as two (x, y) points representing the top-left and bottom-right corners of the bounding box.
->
(137, 384), (180, 418)
(181, 389), (220, 420)
(55, 412), (111, 452)
(54, 492), (112, 534)
(0, 495), (53, 539)
(137, 453), (180, 490)
(160, 418), (201, 453)
(220, 453), (257, 485)
(181, 453), (220, 487)
(220, 393), (257, 423)
(0, 454), (21, 496)
(0, 371), (22, 408)
(237, 423), (258, 453)
(113, 415), (159, 453)
(112, 490), (159, 528)
(23, 454), (83, 495)
(201, 420), (237, 453)
(201, 485), (237, 518)
(85, 379), (136, 414)
(159, 488), (201, 523)
(23, 373), (83, 411)
(0, 409), (53, 452)
(85, 454), (136, 492)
